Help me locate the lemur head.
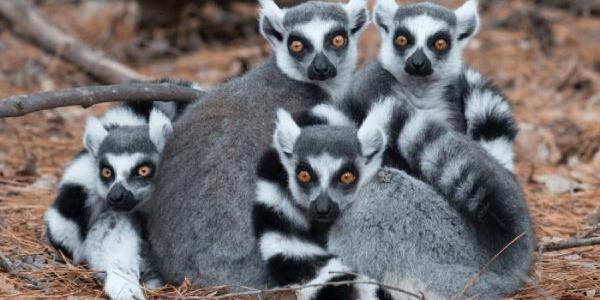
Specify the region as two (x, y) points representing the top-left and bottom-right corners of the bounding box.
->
(374, 0), (479, 80)
(273, 109), (386, 223)
(259, 0), (368, 93)
(83, 109), (173, 212)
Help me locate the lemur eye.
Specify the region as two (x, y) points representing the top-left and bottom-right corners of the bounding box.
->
(434, 39), (448, 51)
(289, 40), (304, 53)
(101, 167), (112, 179)
(297, 170), (312, 183)
(395, 35), (408, 47)
(339, 172), (355, 185)
(331, 35), (346, 48)
(137, 165), (153, 177)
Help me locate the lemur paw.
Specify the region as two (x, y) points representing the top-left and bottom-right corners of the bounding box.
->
(104, 273), (145, 300)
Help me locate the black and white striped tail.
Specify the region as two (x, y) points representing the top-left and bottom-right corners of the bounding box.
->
(462, 69), (517, 171)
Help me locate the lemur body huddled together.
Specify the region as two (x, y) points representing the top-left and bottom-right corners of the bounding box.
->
(45, 0), (534, 299)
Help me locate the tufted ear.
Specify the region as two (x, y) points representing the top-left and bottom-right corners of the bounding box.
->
(83, 116), (108, 157)
(273, 108), (301, 158)
(344, 0), (369, 36)
(258, 0), (285, 46)
(373, 0), (398, 34)
(455, 0), (480, 46)
(148, 109), (173, 153)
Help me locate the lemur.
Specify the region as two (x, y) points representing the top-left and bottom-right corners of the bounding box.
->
(332, 0), (517, 171)
(142, 0), (370, 287)
(253, 109), (392, 299)
(321, 98), (534, 298)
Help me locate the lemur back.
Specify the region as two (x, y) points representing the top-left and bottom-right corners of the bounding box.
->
(341, 0), (517, 171)
(142, 0), (369, 287)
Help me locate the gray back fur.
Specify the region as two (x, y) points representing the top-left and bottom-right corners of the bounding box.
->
(329, 134), (534, 299)
(142, 58), (329, 287)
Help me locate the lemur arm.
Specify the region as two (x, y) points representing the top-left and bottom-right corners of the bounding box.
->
(253, 149), (391, 299)
(461, 69), (518, 171)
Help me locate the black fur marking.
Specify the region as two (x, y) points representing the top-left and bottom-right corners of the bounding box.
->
(53, 184), (90, 240)
(256, 149), (288, 187)
(377, 287), (394, 300)
(123, 101), (153, 121)
(393, 27), (416, 56)
(427, 30), (452, 59)
(324, 28), (350, 54)
(267, 254), (333, 286)
(292, 111), (328, 127)
(470, 115), (518, 141)
(409, 122), (447, 169)
(252, 203), (300, 238)
(313, 274), (358, 300)
(444, 74), (470, 133)
(288, 33), (314, 60)
(374, 12), (389, 33)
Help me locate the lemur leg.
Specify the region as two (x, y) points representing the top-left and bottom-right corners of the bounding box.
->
(81, 213), (145, 300)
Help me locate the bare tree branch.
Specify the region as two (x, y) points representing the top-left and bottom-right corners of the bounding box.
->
(0, 0), (146, 84)
(0, 83), (205, 118)
(537, 236), (600, 252)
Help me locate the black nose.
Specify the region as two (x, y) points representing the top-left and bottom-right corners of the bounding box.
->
(309, 195), (340, 222)
(106, 183), (136, 211)
(405, 49), (433, 77)
(308, 53), (337, 81)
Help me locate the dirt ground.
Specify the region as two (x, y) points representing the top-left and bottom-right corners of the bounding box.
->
(0, 0), (598, 299)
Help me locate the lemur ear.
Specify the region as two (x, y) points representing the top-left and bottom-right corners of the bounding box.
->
(344, 0), (369, 36)
(148, 109), (173, 153)
(259, 0), (285, 46)
(357, 98), (393, 160)
(455, 0), (480, 44)
(373, 0), (398, 34)
(274, 108), (301, 157)
(83, 116), (108, 157)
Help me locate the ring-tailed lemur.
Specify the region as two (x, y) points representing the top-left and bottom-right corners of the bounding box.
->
(339, 0), (517, 171)
(142, 0), (370, 287)
(323, 98), (534, 298)
(44, 102), (180, 300)
(253, 109), (392, 299)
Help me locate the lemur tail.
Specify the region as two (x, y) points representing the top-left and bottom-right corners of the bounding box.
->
(462, 69), (517, 171)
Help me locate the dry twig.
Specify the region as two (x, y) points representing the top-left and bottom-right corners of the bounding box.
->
(537, 236), (600, 252)
(0, 83), (204, 118)
(0, 0), (145, 84)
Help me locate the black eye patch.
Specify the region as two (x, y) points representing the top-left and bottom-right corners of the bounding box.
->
(295, 162), (318, 189)
(324, 27), (349, 54)
(98, 159), (114, 184)
(427, 31), (452, 58)
(393, 27), (415, 55)
(130, 161), (156, 180)
(332, 163), (360, 192)
(287, 33), (313, 60)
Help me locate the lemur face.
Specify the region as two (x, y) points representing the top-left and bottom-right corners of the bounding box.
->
(83, 110), (173, 211)
(273, 109), (386, 223)
(259, 0), (368, 91)
(374, 0), (480, 80)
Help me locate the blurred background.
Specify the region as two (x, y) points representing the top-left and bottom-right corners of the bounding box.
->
(0, 0), (598, 299)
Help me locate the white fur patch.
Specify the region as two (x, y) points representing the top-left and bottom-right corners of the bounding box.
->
(259, 232), (328, 260)
(308, 153), (344, 191)
(311, 104), (354, 127)
(255, 180), (309, 229)
(83, 117), (108, 157)
(148, 109), (173, 152)
(464, 91), (511, 130)
(479, 138), (514, 171)
(397, 110), (429, 158)
(44, 207), (82, 255)
(59, 152), (97, 191)
(274, 109), (301, 156)
(100, 106), (146, 127)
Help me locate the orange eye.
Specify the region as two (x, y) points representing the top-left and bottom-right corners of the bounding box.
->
(340, 172), (355, 185)
(297, 170), (312, 183)
(289, 40), (304, 53)
(395, 35), (408, 47)
(331, 35), (346, 48)
(101, 167), (112, 178)
(434, 39), (448, 51)
(137, 165), (152, 177)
